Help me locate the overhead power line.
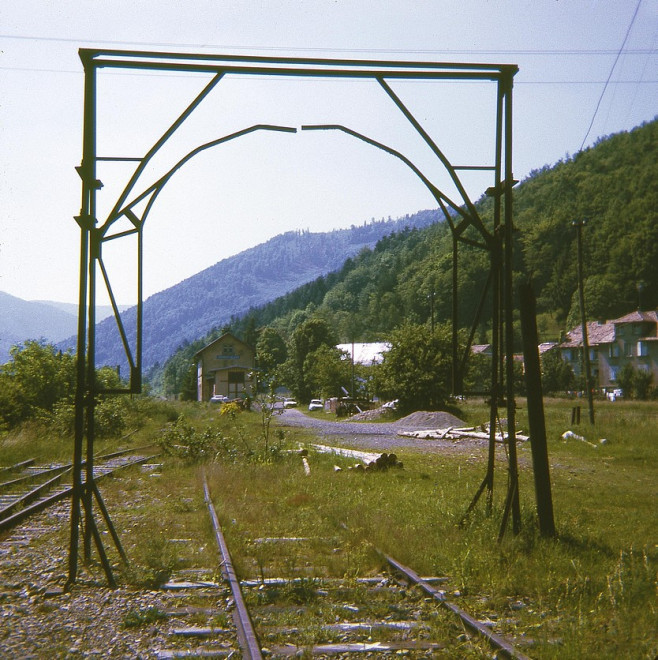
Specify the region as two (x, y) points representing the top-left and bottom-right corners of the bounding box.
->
(1, 63), (656, 87)
(579, 0), (644, 151)
(0, 32), (655, 57)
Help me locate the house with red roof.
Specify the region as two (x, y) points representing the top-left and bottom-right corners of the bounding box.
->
(558, 310), (658, 390)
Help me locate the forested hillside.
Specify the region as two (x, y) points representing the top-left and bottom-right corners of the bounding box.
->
(159, 119), (657, 396)
(88, 211), (440, 372)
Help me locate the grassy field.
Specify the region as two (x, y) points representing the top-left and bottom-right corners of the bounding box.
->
(1, 395), (656, 658)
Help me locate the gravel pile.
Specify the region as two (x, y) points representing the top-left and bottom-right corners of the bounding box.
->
(347, 408), (466, 429)
(394, 410), (466, 429)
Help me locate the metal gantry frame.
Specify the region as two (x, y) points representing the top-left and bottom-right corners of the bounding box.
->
(68, 49), (520, 588)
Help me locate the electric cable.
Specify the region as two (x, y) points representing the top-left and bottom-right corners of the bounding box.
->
(579, 0), (644, 151)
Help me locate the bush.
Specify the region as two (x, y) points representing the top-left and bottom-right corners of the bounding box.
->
(617, 364), (654, 400)
(95, 397), (129, 438)
(158, 415), (229, 462)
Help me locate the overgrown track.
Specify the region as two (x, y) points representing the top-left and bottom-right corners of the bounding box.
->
(0, 445), (159, 534)
(200, 471), (532, 659)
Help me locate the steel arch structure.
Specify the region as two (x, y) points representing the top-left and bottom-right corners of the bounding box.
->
(68, 49), (520, 587)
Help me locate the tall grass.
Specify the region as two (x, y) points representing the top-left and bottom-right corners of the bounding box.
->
(3, 395), (654, 658)
(202, 397), (657, 659)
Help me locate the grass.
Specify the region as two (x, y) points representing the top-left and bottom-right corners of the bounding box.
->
(202, 396), (657, 658)
(1, 395), (656, 658)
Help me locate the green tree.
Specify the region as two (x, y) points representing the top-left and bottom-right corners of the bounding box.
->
(617, 364), (653, 400)
(616, 363), (635, 399)
(304, 345), (350, 399)
(281, 317), (337, 401)
(256, 327), (287, 381)
(464, 353), (492, 394)
(374, 321), (454, 413)
(0, 340), (76, 428)
(633, 369), (653, 400)
(541, 348), (575, 394)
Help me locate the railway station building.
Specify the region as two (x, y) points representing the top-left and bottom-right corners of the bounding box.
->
(195, 333), (255, 402)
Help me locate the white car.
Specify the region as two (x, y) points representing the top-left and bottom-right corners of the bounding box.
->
(308, 399), (324, 411)
(607, 388), (623, 402)
(283, 398), (298, 408)
(210, 394), (229, 403)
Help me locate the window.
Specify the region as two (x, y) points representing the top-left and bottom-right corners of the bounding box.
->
(589, 348), (597, 361)
(609, 344), (620, 358)
(624, 342), (633, 357)
(638, 341), (648, 357)
(228, 371), (245, 383)
(609, 366), (619, 381)
(223, 344), (235, 355)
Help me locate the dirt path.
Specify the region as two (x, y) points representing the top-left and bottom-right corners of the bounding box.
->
(277, 408), (487, 455)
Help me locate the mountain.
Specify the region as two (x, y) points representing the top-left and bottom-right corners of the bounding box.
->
(0, 292), (78, 363)
(87, 211), (441, 371)
(33, 300), (130, 321)
(201, 119), (658, 354)
(0, 295), (131, 365)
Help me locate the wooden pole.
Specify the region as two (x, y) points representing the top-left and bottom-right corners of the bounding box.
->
(519, 282), (556, 537)
(573, 219), (595, 425)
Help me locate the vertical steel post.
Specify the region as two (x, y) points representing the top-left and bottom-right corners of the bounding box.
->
(67, 212), (88, 589)
(83, 224), (98, 561)
(500, 69), (521, 538)
(135, 225), (143, 392)
(68, 52), (117, 588)
(452, 235), (458, 395)
(487, 77), (506, 511)
(67, 52), (96, 588)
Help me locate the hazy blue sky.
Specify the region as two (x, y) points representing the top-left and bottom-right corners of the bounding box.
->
(1, 0), (656, 305)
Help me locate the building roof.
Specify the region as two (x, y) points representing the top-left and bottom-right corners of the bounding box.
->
(611, 310), (658, 325)
(471, 344), (492, 355)
(336, 342), (391, 365)
(194, 332), (253, 357)
(538, 342), (558, 354)
(559, 321), (615, 348)
(559, 309), (658, 348)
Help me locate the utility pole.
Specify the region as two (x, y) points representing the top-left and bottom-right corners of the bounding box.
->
(637, 281), (645, 311)
(573, 219), (595, 425)
(428, 290), (435, 333)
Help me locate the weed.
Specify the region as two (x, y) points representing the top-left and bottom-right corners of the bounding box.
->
(283, 577), (321, 604)
(122, 606), (169, 628)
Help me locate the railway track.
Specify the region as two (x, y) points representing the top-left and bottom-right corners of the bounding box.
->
(0, 445), (158, 534)
(163, 471), (532, 659)
(0, 450), (532, 657)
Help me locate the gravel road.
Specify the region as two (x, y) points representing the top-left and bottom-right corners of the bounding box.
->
(277, 408), (485, 455)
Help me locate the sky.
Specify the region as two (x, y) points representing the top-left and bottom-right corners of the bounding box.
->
(1, 0), (656, 306)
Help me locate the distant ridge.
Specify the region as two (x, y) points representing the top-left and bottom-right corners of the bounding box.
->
(0, 292), (78, 363)
(0, 293), (131, 365)
(33, 300), (130, 320)
(86, 210), (440, 370)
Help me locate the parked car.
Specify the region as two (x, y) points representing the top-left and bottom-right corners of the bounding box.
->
(283, 398), (297, 408)
(210, 394), (229, 403)
(607, 388), (623, 402)
(382, 399), (399, 410)
(308, 399), (324, 411)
